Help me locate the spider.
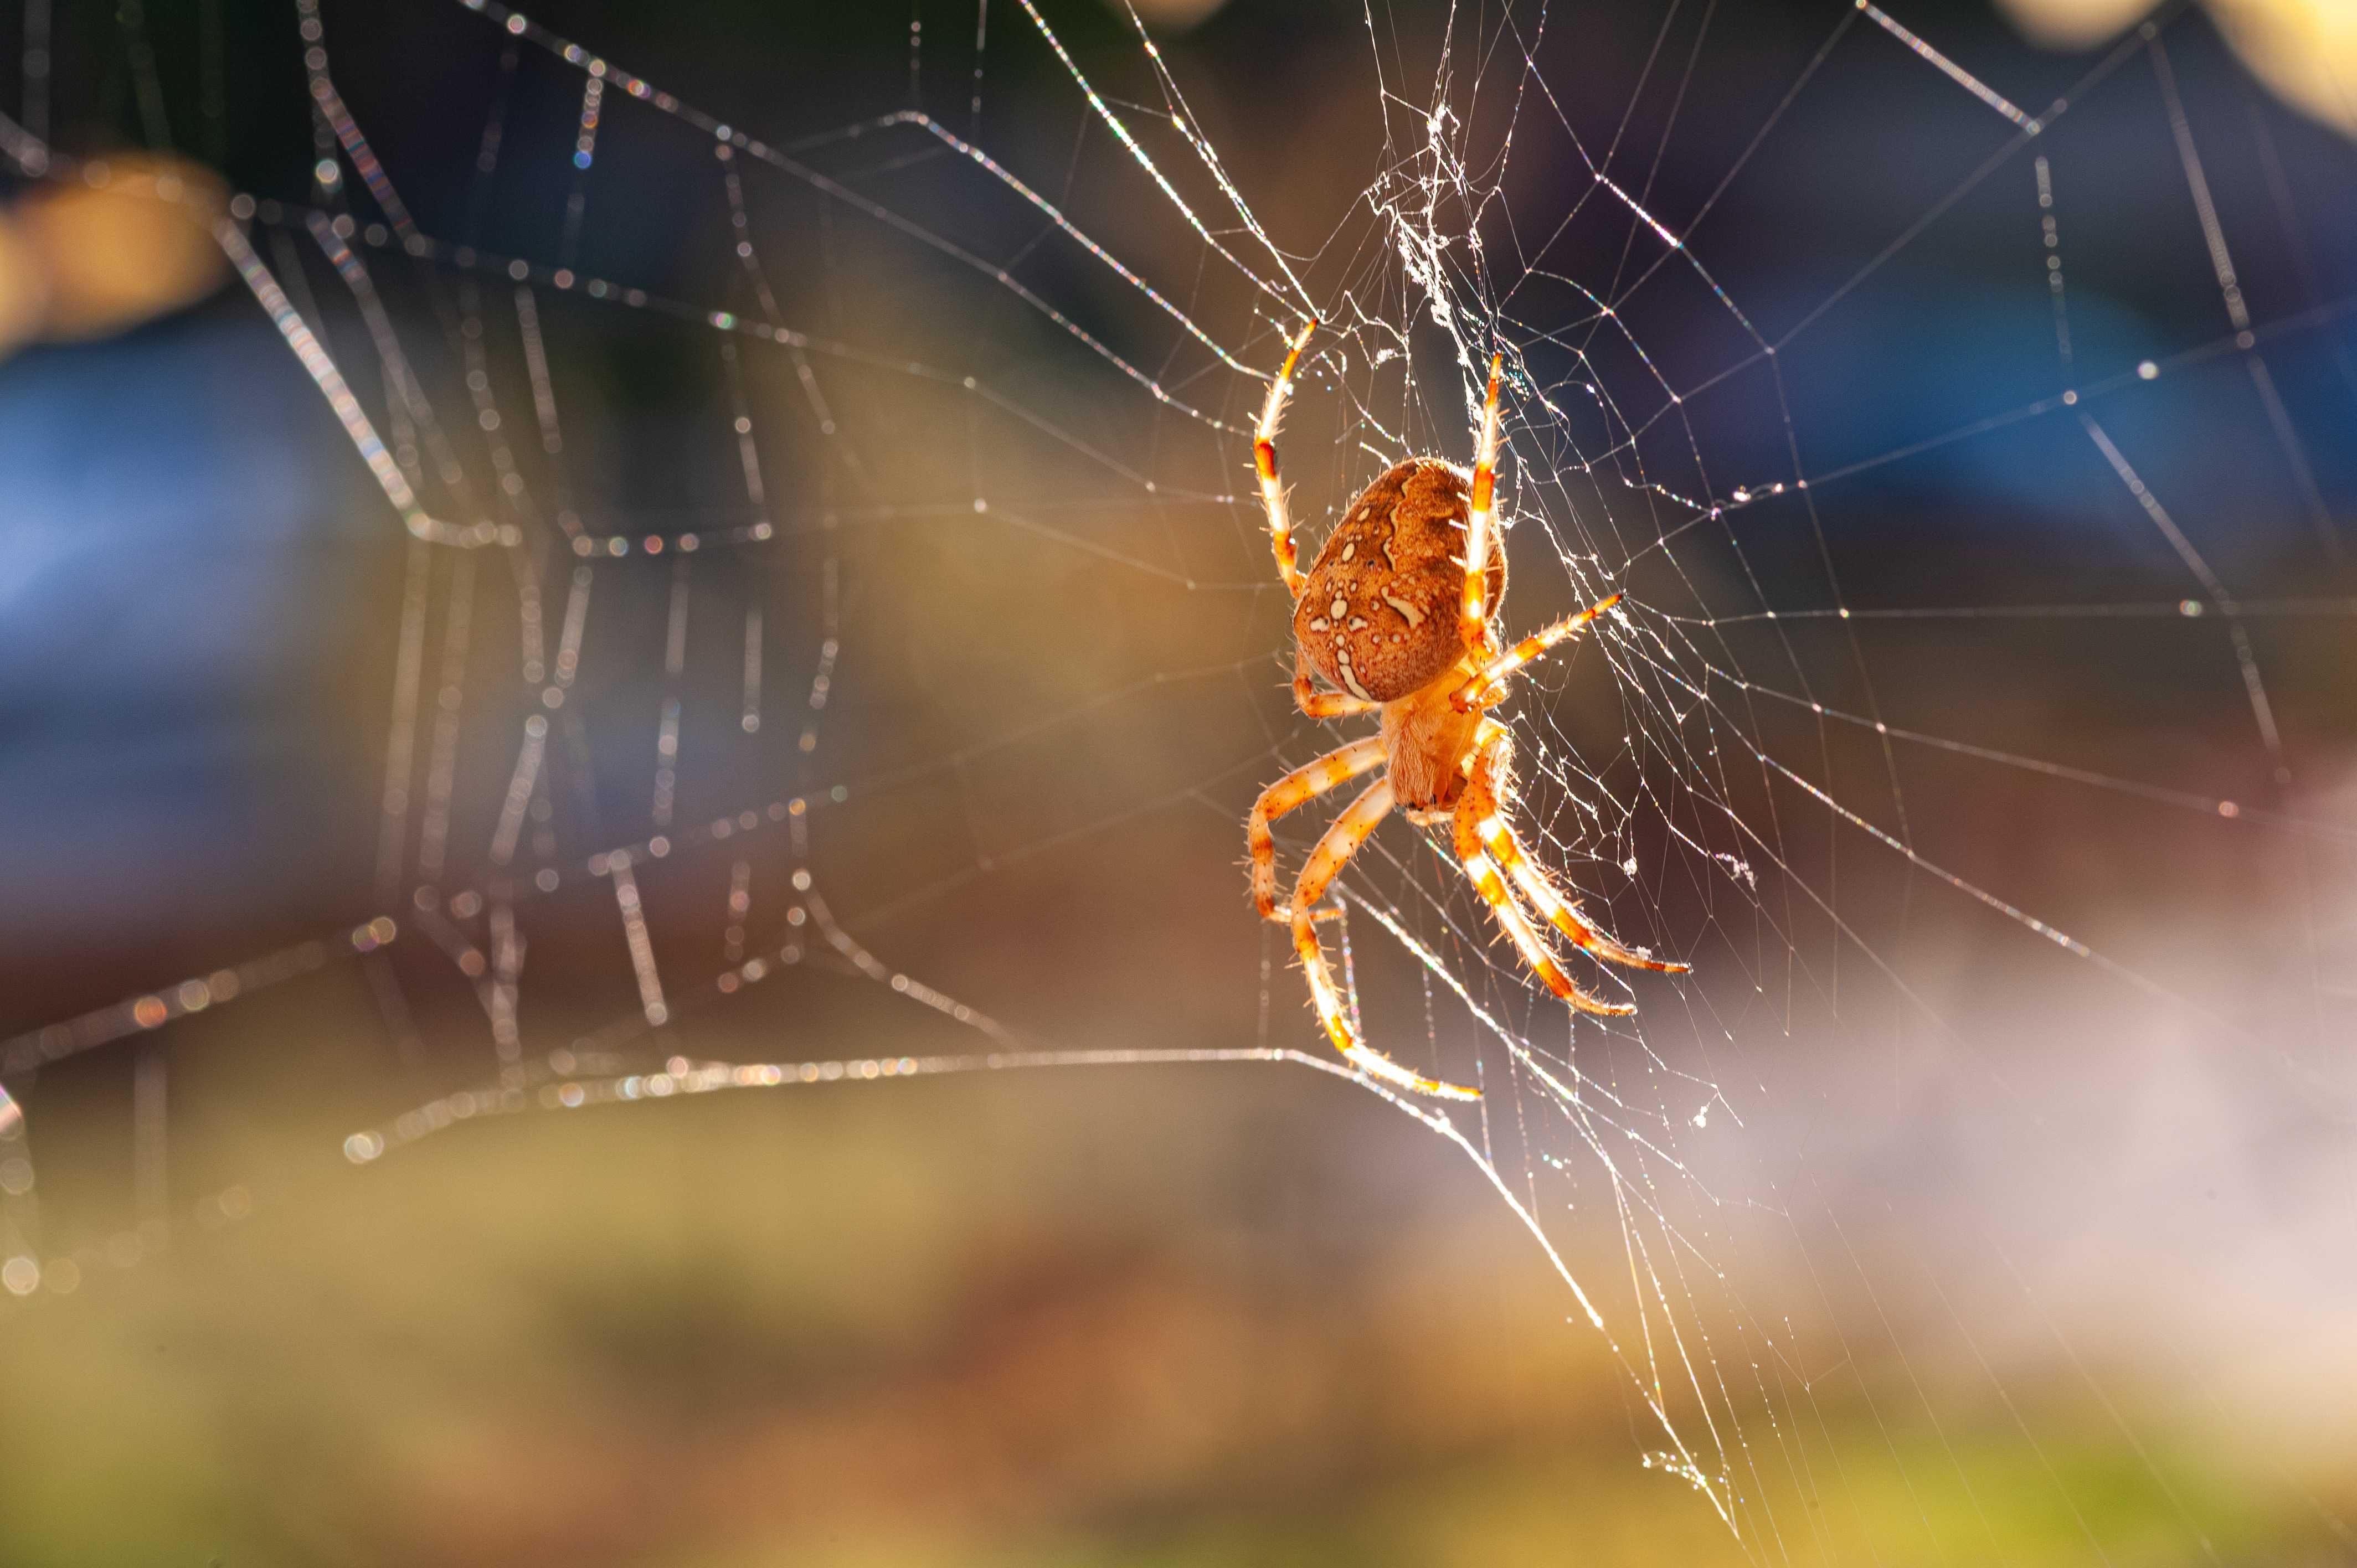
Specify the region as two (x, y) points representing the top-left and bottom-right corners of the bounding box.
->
(1244, 321), (1688, 1101)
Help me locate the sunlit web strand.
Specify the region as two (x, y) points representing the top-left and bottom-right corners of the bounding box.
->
(446, 271), (545, 534)
(1692, 599), (2357, 625)
(1526, 0), (1711, 352)
(0, 921), (400, 1077)
(1801, 282), (2357, 492)
(1370, 590), (2154, 1084)
(2146, 30), (2345, 565)
(887, 110), (1269, 378)
(1339, 881), (1725, 1196)
(766, 102), (1268, 386)
(444, 0), (1243, 430)
(1501, 329), (1743, 533)
(301, 212), (490, 524)
(1360, 654), (1823, 1024)
(0, 644), (1282, 1084)
(1684, 653), (2348, 841)
(1509, 701), (2017, 1091)
(576, 702), (1284, 936)
(1331, 888), (1752, 1523)
(2079, 415), (2292, 776)
(1326, 88), (1754, 538)
(241, 198), (1217, 501)
(559, 498), (1262, 564)
(1598, 2), (1861, 328)
(848, 746), (1294, 933)
(1476, 710), (1942, 1100)
(1595, 18), (2152, 406)
(1598, 282), (2357, 580)
(85, 663), (1289, 1056)
(308, 0), (561, 809)
(295, 34), (419, 240)
(1645, 653), (2260, 1042)
(1854, 1), (2036, 130)
(1018, 0), (1315, 317)
(337, 1032), (1739, 1529)
(1494, 29), (1767, 350)
(1593, 617), (2234, 1033)
(236, 200), (1269, 582)
(213, 218), (488, 547)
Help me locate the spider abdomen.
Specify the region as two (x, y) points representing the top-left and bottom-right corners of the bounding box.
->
(1293, 457), (1504, 703)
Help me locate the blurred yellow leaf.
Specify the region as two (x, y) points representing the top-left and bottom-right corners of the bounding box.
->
(1995, 0), (2357, 136)
(13, 154), (229, 344)
(0, 207), (48, 359)
(2208, 0), (2357, 136)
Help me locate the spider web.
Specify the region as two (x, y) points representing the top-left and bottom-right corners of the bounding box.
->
(2, 0), (2354, 1557)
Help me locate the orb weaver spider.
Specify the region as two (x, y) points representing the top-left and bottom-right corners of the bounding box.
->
(1244, 321), (1687, 1101)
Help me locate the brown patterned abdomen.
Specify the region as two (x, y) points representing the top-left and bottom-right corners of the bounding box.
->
(1293, 458), (1504, 703)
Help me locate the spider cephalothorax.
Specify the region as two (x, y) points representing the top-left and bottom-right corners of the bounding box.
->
(1246, 322), (1688, 1100)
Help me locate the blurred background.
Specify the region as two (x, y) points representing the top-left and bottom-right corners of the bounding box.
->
(1, 0), (2353, 1562)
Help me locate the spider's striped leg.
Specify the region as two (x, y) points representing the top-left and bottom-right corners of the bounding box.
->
(1451, 592), (1623, 713)
(1453, 726), (1637, 1017)
(1457, 352), (1507, 660)
(1293, 644), (1380, 719)
(1291, 777), (1482, 1101)
(1256, 317), (1318, 599)
(1247, 735), (1387, 920)
(1464, 730), (1689, 976)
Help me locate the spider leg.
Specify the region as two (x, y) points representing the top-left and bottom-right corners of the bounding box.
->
(1291, 777), (1482, 1101)
(1471, 788), (1690, 976)
(1247, 735), (1387, 919)
(1452, 726), (1638, 1017)
(1458, 352), (1507, 660)
(1256, 317), (1318, 599)
(1491, 834), (1688, 973)
(1451, 592), (1623, 713)
(1293, 643), (1380, 719)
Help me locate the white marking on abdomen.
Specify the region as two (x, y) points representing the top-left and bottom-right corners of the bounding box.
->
(1334, 649), (1374, 702)
(1382, 593), (1424, 627)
